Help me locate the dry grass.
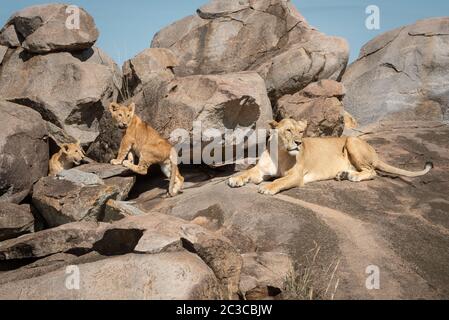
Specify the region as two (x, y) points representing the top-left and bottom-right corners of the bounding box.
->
(282, 243), (340, 300)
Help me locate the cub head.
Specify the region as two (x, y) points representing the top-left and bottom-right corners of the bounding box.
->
(109, 102), (135, 129)
(269, 118), (308, 156)
(61, 142), (85, 165)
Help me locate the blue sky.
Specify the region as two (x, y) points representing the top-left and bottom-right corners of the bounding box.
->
(1, 0), (448, 66)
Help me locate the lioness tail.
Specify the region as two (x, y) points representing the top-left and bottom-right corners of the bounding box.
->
(375, 160), (433, 177)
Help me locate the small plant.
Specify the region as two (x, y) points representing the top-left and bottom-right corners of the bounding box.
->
(282, 243), (340, 300)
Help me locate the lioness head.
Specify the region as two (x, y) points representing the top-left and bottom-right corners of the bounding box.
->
(61, 142), (85, 165)
(269, 118), (308, 156)
(109, 102), (135, 129)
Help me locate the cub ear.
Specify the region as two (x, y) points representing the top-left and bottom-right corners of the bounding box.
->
(61, 144), (70, 154)
(268, 120), (279, 129)
(109, 102), (119, 113)
(128, 102), (135, 114)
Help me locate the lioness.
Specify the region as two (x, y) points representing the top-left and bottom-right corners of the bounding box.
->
(109, 102), (184, 196)
(49, 142), (85, 176)
(229, 118), (433, 195)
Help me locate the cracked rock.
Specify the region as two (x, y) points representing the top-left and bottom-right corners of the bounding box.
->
(343, 17), (449, 125)
(89, 72), (273, 164)
(277, 80), (346, 137)
(151, 0), (349, 101)
(0, 202), (35, 241)
(32, 173), (135, 227)
(0, 100), (48, 204)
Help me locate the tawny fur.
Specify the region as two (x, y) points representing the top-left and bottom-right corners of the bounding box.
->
(49, 143), (85, 176)
(229, 119), (433, 196)
(109, 102), (184, 196)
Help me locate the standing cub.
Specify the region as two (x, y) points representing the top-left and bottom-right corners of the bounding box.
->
(109, 102), (184, 196)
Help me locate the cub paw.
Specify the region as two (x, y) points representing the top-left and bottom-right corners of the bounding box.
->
(228, 176), (245, 188)
(336, 171), (349, 181)
(122, 160), (133, 168)
(110, 159), (122, 166)
(258, 185), (278, 196)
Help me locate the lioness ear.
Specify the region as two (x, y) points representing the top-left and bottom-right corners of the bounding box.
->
(109, 102), (119, 113)
(128, 103), (135, 114)
(297, 120), (308, 129)
(268, 120), (279, 129)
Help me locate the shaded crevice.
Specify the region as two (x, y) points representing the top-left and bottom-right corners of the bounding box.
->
(7, 98), (63, 128)
(92, 228), (144, 256)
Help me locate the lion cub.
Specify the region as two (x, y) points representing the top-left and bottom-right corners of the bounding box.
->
(49, 142), (85, 176)
(109, 102), (184, 196)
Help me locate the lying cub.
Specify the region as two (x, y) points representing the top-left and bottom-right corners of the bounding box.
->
(109, 102), (184, 196)
(49, 142), (85, 176)
(229, 118), (433, 195)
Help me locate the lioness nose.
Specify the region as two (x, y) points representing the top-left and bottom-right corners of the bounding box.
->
(294, 140), (301, 145)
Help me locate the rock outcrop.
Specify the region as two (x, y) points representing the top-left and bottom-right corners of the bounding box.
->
(89, 72), (273, 163)
(343, 17), (449, 125)
(0, 4), (121, 145)
(0, 4), (99, 53)
(0, 211), (243, 299)
(277, 80), (346, 137)
(130, 120), (449, 299)
(32, 170), (135, 227)
(0, 48), (121, 144)
(151, 0), (349, 101)
(0, 252), (222, 300)
(122, 48), (178, 97)
(0, 100), (48, 203)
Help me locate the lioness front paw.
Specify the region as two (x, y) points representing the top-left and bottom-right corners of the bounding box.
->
(258, 185), (278, 196)
(110, 159), (122, 165)
(228, 176), (246, 188)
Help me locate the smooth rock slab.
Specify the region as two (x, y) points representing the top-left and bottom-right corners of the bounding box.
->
(0, 252), (222, 300)
(343, 17), (449, 125)
(0, 4), (99, 53)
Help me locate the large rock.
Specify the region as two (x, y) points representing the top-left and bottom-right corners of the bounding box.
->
(0, 208), (242, 299)
(151, 0), (349, 100)
(240, 252), (293, 299)
(134, 120), (449, 299)
(88, 72), (273, 164)
(0, 47), (121, 144)
(343, 17), (449, 125)
(277, 80), (345, 137)
(0, 221), (109, 260)
(0, 4), (99, 53)
(114, 212), (243, 298)
(0, 45), (7, 64)
(32, 172), (135, 227)
(122, 48), (178, 97)
(0, 203), (35, 241)
(0, 100), (48, 203)
(0, 252), (222, 300)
